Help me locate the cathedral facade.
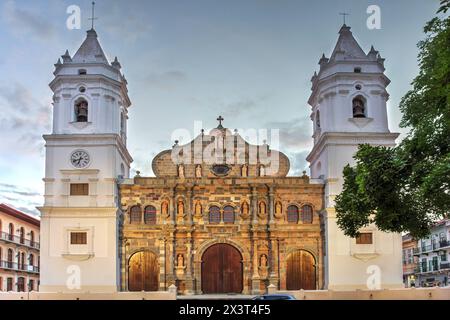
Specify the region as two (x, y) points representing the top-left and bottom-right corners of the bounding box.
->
(119, 126), (324, 294)
(38, 23), (403, 294)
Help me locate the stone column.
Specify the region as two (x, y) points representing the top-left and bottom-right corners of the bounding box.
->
(269, 237), (279, 289)
(167, 232), (176, 286)
(184, 236), (195, 295)
(268, 186), (275, 224)
(159, 237), (166, 290)
(187, 187), (193, 226)
(251, 186), (258, 225)
(169, 189), (175, 225)
(121, 239), (128, 291)
(251, 240), (261, 294)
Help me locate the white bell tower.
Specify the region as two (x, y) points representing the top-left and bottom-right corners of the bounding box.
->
(307, 25), (403, 289)
(38, 27), (132, 293)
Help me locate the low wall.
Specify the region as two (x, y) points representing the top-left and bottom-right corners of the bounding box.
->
(270, 287), (450, 300)
(0, 287), (448, 300)
(0, 291), (176, 300)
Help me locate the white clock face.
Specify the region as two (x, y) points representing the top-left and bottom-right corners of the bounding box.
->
(70, 150), (90, 168)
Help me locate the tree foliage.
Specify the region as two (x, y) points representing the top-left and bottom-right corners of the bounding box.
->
(335, 2), (450, 238)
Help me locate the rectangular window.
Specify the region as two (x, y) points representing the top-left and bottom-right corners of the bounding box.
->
(356, 233), (373, 244)
(70, 183), (89, 196)
(70, 232), (87, 245)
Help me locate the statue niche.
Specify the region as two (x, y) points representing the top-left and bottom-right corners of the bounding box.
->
(75, 99), (88, 123)
(275, 201), (283, 219)
(258, 201), (267, 217)
(161, 201), (169, 218)
(241, 201), (250, 219)
(195, 165), (202, 178)
(178, 165), (185, 178)
(177, 200), (185, 216)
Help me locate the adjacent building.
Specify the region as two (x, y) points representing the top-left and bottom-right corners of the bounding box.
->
(402, 234), (417, 287)
(412, 219), (450, 287)
(0, 204), (40, 292)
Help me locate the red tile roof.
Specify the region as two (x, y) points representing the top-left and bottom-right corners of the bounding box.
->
(0, 204), (40, 227)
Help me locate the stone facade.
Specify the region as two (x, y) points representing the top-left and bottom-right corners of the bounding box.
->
(119, 128), (325, 294)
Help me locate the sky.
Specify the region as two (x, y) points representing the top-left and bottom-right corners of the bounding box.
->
(0, 0), (443, 216)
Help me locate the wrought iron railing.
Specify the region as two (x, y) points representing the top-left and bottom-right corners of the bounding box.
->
(0, 260), (39, 273)
(0, 232), (39, 249)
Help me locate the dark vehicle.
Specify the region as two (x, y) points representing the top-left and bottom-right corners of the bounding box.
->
(252, 294), (296, 300)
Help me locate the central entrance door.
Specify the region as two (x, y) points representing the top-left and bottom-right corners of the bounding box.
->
(202, 244), (243, 294)
(286, 250), (316, 290)
(128, 251), (159, 292)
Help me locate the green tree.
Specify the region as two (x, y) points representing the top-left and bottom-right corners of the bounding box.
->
(335, 1), (450, 239)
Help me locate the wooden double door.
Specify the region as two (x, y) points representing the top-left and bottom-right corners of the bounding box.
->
(202, 244), (243, 294)
(286, 250), (316, 290)
(128, 251), (159, 292)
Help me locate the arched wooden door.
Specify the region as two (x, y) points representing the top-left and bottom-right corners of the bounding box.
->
(202, 244), (243, 294)
(128, 251), (159, 292)
(286, 250), (316, 290)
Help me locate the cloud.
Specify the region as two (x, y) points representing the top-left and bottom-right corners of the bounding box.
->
(221, 96), (268, 117)
(100, 2), (152, 43)
(145, 71), (188, 90)
(2, 0), (57, 41)
(287, 150), (311, 176)
(0, 183), (42, 217)
(265, 117), (313, 150)
(0, 82), (51, 157)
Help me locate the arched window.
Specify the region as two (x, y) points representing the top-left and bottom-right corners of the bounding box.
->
(316, 110), (321, 129)
(130, 206), (142, 224)
(20, 227), (25, 244)
(29, 254), (34, 267)
(30, 231), (35, 247)
(75, 98), (88, 122)
(352, 97), (366, 118)
(223, 206), (235, 224)
(20, 252), (25, 270)
(120, 112), (126, 139)
(120, 163), (125, 178)
(8, 223), (14, 241)
(7, 249), (13, 267)
(287, 205), (299, 224)
(209, 206), (221, 224)
(144, 206), (157, 225)
(302, 205), (313, 224)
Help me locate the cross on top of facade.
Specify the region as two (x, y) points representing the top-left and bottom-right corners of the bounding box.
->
(217, 115), (224, 128)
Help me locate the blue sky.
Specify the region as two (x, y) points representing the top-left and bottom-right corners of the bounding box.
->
(0, 0), (442, 215)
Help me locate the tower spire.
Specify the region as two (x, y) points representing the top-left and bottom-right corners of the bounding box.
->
(89, 1), (98, 30)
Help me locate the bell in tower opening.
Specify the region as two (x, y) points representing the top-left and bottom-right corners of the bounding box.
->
(352, 97), (366, 118)
(75, 99), (89, 122)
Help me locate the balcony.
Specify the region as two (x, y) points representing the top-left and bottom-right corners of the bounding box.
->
(412, 240), (450, 255)
(439, 240), (450, 249)
(415, 261), (449, 274)
(441, 262), (450, 270)
(0, 232), (40, 250)
(0, 260), (40, 274)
